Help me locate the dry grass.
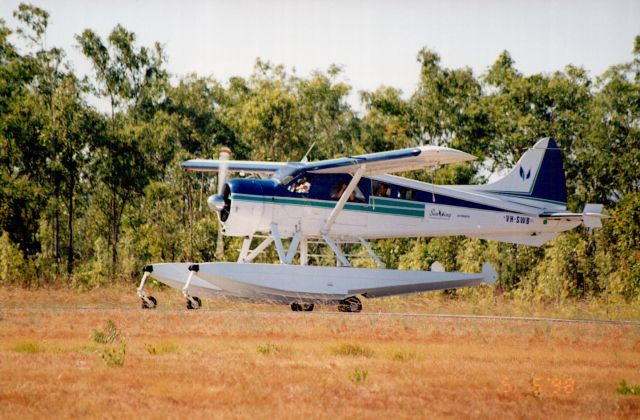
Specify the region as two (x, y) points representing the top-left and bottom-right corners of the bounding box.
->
(1, 287), (640, 418)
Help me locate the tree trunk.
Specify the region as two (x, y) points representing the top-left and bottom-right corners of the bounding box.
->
(111, 193), (118, 275)
(54, 180), (60, 263)
(66, 179), (75, 276)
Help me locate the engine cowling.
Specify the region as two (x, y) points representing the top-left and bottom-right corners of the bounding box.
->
(208, 179), (272, 236)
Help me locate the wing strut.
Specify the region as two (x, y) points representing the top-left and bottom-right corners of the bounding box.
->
(322, 235), (351, 267)
(321, 165), (366, 235)
(358, 237), (385, 269)
(241, 236), (274, 263)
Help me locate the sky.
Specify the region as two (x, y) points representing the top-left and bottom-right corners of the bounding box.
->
(1, 0), (639, 111)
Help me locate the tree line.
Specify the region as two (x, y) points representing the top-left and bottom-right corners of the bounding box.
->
(1, 4), (638, 301)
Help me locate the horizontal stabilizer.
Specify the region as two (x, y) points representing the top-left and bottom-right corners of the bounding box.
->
(540, 203), (609, 229)
(583, 203), (607, 228)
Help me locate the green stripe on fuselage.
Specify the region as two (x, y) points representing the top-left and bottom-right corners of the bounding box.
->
(231, 193), (425, 218)
(370, 196), (425, 209)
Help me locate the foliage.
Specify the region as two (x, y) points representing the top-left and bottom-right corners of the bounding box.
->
(0, 4), (639, 303)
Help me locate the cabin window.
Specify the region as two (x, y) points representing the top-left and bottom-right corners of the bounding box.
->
(397, 187), (414, 200)
(372, 180), (391, 197)
(331, 182), (365, 202)
(287, 176), (311, 194)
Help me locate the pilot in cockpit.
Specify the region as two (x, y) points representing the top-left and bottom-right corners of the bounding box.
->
(289, 177), (311, 194)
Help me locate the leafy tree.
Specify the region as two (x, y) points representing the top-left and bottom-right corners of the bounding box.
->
(76, 24), (169, 275)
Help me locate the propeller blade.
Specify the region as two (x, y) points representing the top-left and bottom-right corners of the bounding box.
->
(217, 147), (231, 196)
(216, 147), (230, 260)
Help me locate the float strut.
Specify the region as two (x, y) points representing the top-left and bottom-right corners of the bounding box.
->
(182, 264), (200, 308)
(137, 265), (155, 306)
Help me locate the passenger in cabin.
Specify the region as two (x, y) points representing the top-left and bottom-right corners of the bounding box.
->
(397, 187), (414, 200)
(331, 183), (364, 202)
(331, 183), (348, 199)
(373, 181), (391, 197)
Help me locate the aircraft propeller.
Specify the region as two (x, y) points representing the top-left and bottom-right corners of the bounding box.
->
(215, 147), (231, 259)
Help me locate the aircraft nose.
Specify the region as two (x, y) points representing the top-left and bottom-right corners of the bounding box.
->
(207, 194), (225, 212)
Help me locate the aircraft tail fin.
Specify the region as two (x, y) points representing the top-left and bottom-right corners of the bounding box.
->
(476, 137), (566, 207)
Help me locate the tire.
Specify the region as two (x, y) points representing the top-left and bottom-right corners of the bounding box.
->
(338, 296), (362, 313)
(302, 303), (314, 312)
(142, 296), (157, 309)
(290, 302), (302, 311)
(187, 296), (202, 310)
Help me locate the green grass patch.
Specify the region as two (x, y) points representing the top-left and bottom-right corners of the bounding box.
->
(391, 350), (417, 362)
(144, 341), (180, 355)
(11, 340), (45, 353)
(98, 344), (126, 367)
(329, 342), (374, 358)
(617, 379), (640, 396)
(257, 343), (281, 356)
(350, 367), (369, 384)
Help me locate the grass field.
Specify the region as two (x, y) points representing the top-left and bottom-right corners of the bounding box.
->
(1, 287), (640, 418)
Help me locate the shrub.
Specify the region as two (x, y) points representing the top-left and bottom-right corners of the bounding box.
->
(92, 319), (126, 367)
(92, 319), (123, 344)
(0, 231), (26, 286)
(617, 379), (640, 396)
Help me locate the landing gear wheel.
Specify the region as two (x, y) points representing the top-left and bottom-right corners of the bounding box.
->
(141, 296), (157, 309)
(291, 302), (314, 312)
(338, 296), (362, 313)
(187, 296), (202, 310)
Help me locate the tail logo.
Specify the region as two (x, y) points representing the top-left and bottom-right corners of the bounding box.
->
(519, 166), (531, 181)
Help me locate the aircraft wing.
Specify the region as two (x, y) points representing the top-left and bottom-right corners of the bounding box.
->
(304, 145), (476, 175)
(181, 159), (287, 174)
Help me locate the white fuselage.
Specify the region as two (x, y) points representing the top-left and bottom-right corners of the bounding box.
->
(221, 175), (581, 245)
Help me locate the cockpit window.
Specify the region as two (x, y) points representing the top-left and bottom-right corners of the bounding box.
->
(372, 180), (391, 197)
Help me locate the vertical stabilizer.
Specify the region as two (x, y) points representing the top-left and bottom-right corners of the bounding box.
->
(475, 137), (567, 207)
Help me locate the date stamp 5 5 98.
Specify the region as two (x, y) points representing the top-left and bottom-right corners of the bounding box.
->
(500, 375), (576, 397)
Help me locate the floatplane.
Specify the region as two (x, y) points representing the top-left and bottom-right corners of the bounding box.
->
(137, 137), (606, 312)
